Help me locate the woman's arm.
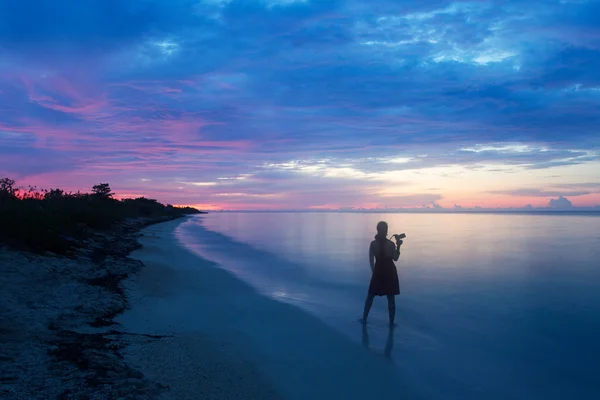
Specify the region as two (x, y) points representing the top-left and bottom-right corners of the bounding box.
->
(369, 242), (376, 271)
(393, 240), (402, 261)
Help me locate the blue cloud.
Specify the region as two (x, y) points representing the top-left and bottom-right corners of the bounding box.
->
(0, 0), (198, 50)
(548, 196), (574, 209)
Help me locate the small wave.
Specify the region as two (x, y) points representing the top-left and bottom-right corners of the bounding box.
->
(174, 216), (359, 321)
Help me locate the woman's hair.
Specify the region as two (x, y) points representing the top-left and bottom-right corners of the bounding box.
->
(374, 221), (388, 241)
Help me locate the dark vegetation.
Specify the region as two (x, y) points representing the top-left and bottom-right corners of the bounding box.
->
(0, 178), (202, 254)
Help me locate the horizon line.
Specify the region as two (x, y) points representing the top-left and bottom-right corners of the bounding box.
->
(195, 207), (600, 214)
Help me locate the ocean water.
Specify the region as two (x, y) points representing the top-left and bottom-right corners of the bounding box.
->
(175, 212), (600, 399)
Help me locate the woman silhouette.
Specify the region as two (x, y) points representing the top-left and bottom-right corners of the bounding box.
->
(360, 221), (402, 326)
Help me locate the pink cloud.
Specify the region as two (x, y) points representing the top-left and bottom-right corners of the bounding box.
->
(1, 73), (254, 159)
(20, 75), (109, 115)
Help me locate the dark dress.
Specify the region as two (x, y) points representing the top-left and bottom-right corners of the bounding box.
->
(368, 239), (400, 296)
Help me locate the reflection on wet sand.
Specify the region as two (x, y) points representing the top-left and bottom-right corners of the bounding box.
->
(361, 324), (395, 360)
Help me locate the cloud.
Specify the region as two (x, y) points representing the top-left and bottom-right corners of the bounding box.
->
(548, 196), (574, 209)
(489, 188), (592, 197)
(0, 146), (78, 178)
(555, 182), (600, 190)
(384, 194), (443, 207)
(0, 0), (199, 62)
(457, 145), (599, 169)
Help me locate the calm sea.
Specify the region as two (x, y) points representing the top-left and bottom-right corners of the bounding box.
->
(176, 212), (600, 399)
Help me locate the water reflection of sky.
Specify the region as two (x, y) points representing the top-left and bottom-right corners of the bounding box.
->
(198, 212), (600, 286)
(177, 212), (600, 400)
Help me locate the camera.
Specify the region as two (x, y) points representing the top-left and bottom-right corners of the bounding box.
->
(392, 233), (406, 240)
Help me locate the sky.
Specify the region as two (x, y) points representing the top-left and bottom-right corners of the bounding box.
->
(1, 0), (599, 210)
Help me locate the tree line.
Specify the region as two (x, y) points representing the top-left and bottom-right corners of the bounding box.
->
(0, 178), (201, 254)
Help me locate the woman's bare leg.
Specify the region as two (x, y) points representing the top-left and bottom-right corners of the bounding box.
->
(361, 294), (375, 323)
(387, 295), (396, 326)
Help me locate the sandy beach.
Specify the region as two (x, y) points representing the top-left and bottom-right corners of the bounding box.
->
(117, 218), (417, 400)
(0, 217), (181, 400)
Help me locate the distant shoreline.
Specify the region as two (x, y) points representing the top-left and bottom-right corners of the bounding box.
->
(213, 209), (600, 215)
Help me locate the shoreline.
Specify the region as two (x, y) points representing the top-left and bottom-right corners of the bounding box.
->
(117, 217), (418, 400)
(0, 215), (187, 400)
(116, 218), (283, 400)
